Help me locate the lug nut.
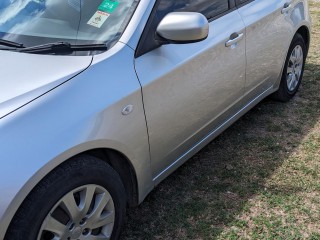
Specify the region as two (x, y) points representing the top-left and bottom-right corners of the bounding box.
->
(79, 218), (87, 225)
(82, 228), (90, 235)
(69, 223), (75, 231)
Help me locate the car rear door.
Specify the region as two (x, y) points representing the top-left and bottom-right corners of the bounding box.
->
(135, 0), (247, 182)
(236, 0), (293, 99)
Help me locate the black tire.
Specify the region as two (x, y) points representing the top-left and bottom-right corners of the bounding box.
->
(272, 33), (307, 102)
(4, 155), (126, 240)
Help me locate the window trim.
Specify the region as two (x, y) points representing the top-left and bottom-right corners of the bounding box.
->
(235, 0), (254, 8)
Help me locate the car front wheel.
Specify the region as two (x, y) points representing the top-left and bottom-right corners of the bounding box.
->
(5, 155), (126, 240)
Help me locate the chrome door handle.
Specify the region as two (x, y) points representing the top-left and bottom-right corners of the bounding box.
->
(225, 33), (244, 47)
(281, 2), (292, 14)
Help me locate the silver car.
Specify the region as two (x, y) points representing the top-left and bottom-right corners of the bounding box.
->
(0, 0), (311, 239)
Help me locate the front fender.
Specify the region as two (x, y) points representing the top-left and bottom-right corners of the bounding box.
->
(0, 42), (152, 238)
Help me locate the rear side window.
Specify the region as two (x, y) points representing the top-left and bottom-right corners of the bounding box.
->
(158, 0), (230, 20)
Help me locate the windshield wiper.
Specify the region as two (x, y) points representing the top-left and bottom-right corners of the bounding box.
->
(0, 39), (25, 48)
(16, 42), (108, 54)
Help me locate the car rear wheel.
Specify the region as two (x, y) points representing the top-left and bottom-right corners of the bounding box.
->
(5, 155), (126, 240)
(272, 33), (307, 102)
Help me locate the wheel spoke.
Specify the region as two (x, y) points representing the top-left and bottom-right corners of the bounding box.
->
(88, 192), (111, 222)
(291, 48), (297, 62)
(287, 66), (294, 74)
(287, 73), (293, 88)
(296, 63), (303, 72)
(294, 73), (299, 88)
(297, 47), (303, 63)
(86, 234), (111, 240)
(42, 215), (67, 237)
(60, 192), (81, 223)
(79, 185), (96, 217)
(295, 47), (300, 60)
(289, 74), (296, 90)
(296, 68), (302, 78)
(91, 211), (115, 229)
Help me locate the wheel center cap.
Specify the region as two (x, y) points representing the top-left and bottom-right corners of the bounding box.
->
(71, 227), (82, 239)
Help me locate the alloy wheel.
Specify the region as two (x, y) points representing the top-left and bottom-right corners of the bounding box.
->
(37, 184), (115, 240)
(286, 45), (304, 92)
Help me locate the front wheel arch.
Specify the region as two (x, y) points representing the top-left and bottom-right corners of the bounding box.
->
(81, 148), (139, 208)
(4, 154), (127, 240)
(3, 145), (141, 239)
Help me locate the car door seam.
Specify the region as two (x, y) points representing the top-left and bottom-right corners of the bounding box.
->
(133, 57), (153, 178)
(237, 8), (248, 97)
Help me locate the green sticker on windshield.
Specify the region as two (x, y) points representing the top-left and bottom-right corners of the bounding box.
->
(98, 0), (119, 13)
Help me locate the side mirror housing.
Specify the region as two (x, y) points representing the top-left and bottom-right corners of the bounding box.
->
(156, 12), (209, 44)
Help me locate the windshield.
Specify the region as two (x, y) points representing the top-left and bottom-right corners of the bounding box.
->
(0, 0), (138, 53)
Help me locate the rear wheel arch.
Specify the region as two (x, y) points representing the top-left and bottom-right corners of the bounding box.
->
(296, 25), (310, 51)
(272, 32), (307, 101)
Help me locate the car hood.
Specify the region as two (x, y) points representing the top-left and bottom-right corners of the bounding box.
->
(0, 51), (93, 118)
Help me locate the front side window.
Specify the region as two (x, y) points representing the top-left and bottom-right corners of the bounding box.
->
(158, 0), (230, 20)
(0, 0), (138, 52)
(235, 0), (251, 6)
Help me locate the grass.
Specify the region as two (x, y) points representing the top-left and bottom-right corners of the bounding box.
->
(120, 1), (320, 239)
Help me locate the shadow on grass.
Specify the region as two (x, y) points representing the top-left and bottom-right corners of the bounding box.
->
(120, 62), (320, 239)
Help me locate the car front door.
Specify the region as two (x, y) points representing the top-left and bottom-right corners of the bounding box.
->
(135, 0), (247, 182)
(236, 0), (293, 99)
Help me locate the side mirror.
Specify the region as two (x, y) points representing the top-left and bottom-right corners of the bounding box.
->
(156, 12), (209, 44)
